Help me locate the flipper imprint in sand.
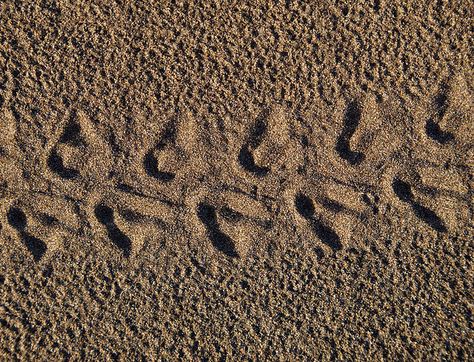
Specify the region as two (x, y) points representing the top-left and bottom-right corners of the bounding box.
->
(41, 109), (114, 199)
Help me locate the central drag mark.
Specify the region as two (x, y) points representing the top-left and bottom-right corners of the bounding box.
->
(59, 120), (83, 146)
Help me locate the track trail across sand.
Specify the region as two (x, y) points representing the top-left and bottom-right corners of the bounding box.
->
(0, 76), (472, 261)
(0, 1), (473, 359)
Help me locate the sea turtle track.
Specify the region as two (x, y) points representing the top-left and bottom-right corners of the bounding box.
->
(0, 77), (471, 260)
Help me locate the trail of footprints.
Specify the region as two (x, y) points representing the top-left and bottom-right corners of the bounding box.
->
(1, 77), (471, 261)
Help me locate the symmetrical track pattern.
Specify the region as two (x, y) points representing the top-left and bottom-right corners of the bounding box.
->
(0, 77), (472, 261)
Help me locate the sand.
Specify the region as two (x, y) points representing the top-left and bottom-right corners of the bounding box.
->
(0, 0), (473, 360)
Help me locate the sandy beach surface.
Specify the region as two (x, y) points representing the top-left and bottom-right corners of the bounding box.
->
(0, 1), (473, 360)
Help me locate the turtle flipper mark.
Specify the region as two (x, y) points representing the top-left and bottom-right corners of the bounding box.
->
(294, 193), (342, 251)
(94, 204), (132, 257)
(238, 117), (270, 177)
(392, 178), (447, 232)
(196, 202), (239, 258)
(7, 207), (47, 261)
(335, 101), (365, 165)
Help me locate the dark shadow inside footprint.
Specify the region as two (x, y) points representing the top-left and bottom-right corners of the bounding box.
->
(59, 120), (83, 146)
(392, 178), (447, 232)
(95, 204), (114, 224)
(434, 90), (448, 114)
(38, 213), (59, 226)
(248, 118), (267, 148)
(295, 193), (316, 219)
(119, 209), (146, 223)
(119, 209), (167, 229)
(295, 194), (342, 251)
(238, 147), (270, 177)
(221, 205), (273, 230)
(47, 149), (79, 180)
(196, 203), (239, 258)
(392, 179), (414, 202)
(143, 125), (177, 181)
(318, 197), (345, 213)
(7, 207), (47, 261)
(7, 207), (27, 230)
(143, 151), (175, 181)
(335, 101), (365, 165)
(425, 90), (455, 144)
(219, 207), (244, 223)
(311, 221), (342, 251)
(95, 204), (132, 257)
(425, 120), (454, 145)
(412, 203), (447, 233)
(238, 118), (270, 177)
(23, 234), (48, 262)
